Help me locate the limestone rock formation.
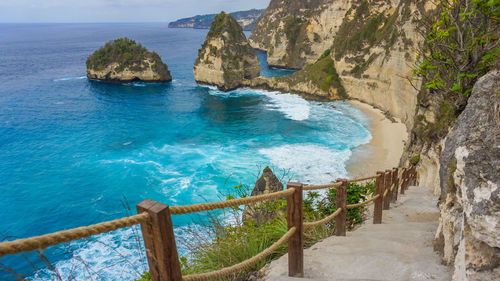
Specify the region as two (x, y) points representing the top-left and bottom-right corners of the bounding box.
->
(193, 12), (260, 91)
(249, 0), (338, 69)
(86, 38), (172, 83)
(242, 55), (346, 100)
(250, 0), (436, 128)
(242, 167), (284, 226)
(435, 70), (500, 281)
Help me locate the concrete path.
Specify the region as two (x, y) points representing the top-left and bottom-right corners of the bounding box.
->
(262, 186), (452, 281)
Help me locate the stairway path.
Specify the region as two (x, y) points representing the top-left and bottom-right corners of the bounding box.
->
(262, 186), (452, 281)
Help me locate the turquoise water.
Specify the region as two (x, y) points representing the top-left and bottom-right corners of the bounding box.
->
(0, 23), (371, 280)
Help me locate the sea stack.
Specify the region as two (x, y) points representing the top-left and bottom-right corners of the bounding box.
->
(86, 38), (172, 83)
(193, 12), (260, 91)
(242, 166), (284, 226)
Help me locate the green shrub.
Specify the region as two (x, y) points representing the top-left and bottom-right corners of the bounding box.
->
(411, 155), (420, 165)
(86, 38), (160, 72)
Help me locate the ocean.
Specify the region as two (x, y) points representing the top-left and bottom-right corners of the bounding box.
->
(0, 23), (371, 280)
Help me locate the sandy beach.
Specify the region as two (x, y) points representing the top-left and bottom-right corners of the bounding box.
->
(346, 100), (408, 179)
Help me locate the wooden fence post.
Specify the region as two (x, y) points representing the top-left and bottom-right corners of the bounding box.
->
(409, 166), (415, 187)
(400, 168), (407, 195)
(392, 167), (399, 202)
(373, 171), (384, 224)
(136, 199), (182, 281)
(287, 182), (304, 277)
(383, 170), (391, 210)
(413, 165), (418, 186)
(335, 179), (347, 236)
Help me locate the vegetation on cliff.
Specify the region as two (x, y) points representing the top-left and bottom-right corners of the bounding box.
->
(87, 38), (167, 73)
(277, 53), (347, 99)
(332, 0), (419, 77)
(411, 0), (499, 143)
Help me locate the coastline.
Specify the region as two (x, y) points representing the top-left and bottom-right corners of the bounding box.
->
(346, 100), (408, 179)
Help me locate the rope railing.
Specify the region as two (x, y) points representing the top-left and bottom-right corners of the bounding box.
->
(303, 208), (343, 228)
(303, 182), (341, 191)
(0, 164), (419, 281)
(346, 194), (380, 209)
(182, 227), (296, 281)
(0, 212), (150, 258)
(346, 175), (378, 183)
(169, 188), (295, 215)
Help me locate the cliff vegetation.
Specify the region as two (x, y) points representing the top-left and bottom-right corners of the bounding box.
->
(86, 38), (172, 83)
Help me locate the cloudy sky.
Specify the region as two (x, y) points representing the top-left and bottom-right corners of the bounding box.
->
(0, 0), (270, 23)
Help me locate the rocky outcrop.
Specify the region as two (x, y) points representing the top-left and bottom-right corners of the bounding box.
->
(249, 0), (348, 69)
(250, 0), (435, 128)
(242, 167), (284, 226)
(434, 70), (500, 281)
(86, 38), (171, 83)
(242, 54), (346, 100)
(193, 12), (260, 91)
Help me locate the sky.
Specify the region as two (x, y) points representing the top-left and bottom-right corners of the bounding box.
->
(0, 0), (271, 23)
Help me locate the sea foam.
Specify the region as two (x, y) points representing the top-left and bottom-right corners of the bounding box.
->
(259, 144), (351, 185)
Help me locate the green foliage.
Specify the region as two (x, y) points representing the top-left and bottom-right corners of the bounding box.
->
(207, 12), (227, 38)
(331, 0), (408, 75)
(86, 38), (162, 72)
(411, 155), (421, 165)
(284, 16), (305, 46)
(314, 182), (375, 227)
(416, 0), (498, 94)
(412, 0), (499, 143)
(284, 56), (347, 99)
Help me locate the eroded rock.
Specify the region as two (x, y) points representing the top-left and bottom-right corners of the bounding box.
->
(436, 70), (500, 280)
(193, 12), (260, 91)
(242, 167), (284, 226)
(86, 38), (172, 83)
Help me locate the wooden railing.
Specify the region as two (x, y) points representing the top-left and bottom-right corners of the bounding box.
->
(0, 165), (418, 280)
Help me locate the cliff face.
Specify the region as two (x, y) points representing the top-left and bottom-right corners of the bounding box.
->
(249, 0), (345, 69)
(86, 38), (171, 83)
(251, 0), (435, 127)
(434, 70), (500, 281)
(193, 12), (260, 91)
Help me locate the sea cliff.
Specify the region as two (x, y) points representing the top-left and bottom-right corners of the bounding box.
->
(193, 12), (260, 91)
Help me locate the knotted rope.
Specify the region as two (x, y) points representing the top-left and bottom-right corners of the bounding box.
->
(170, 188), (295, 215)
(0, 212), (150, 258)
(182, 227), (296, 281)
(303, 208), (343, 228)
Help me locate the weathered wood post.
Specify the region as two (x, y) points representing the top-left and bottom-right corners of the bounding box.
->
(400, 168), (407, 195)
(136, 199), (182, 281)
(409, 165), (415, 187)
(335, 179), (348, 236)
(413, 165), (418, 186)
(383, 170), (391, 210)
(392, 167), (399, 202)
(287, 182), (304, 277)
(373, 171), (385, 224)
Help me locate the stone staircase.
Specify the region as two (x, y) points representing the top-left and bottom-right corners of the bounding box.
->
(262, 186), (452, 281)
